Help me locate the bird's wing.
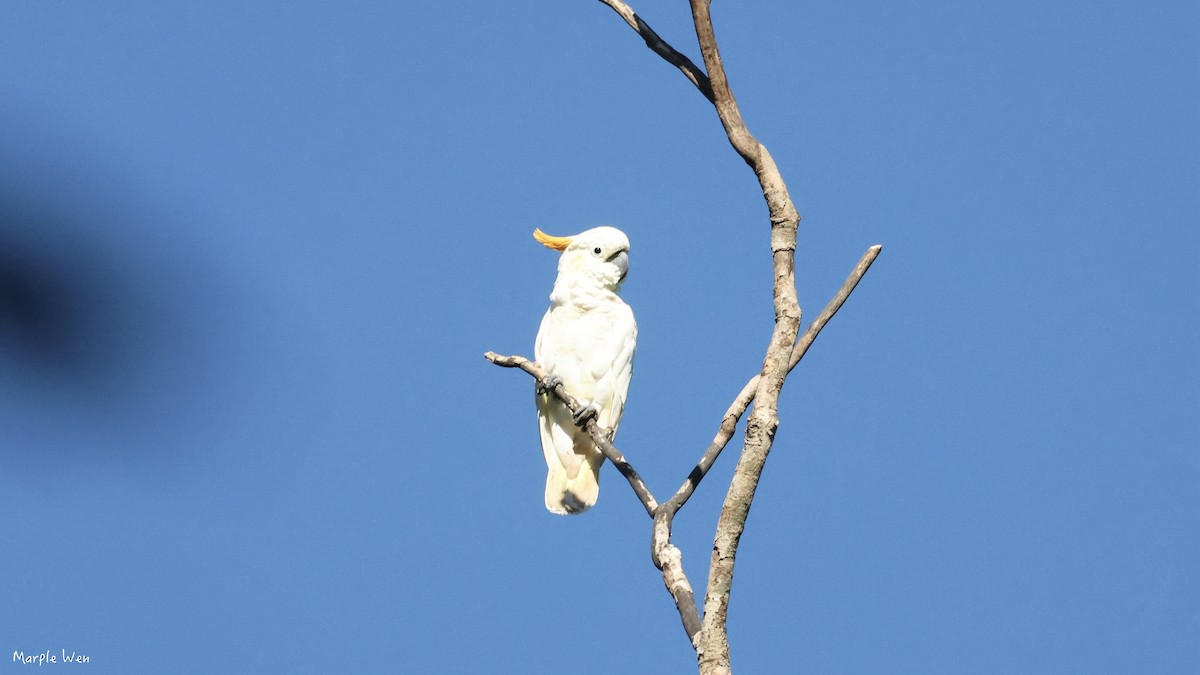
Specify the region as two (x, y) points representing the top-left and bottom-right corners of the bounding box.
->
(534, 307), (589, 489)
(591, 304), (637, 434)
(536, 309), (600, 514)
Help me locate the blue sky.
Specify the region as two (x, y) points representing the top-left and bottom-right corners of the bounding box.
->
(1, 2), (1196, 673)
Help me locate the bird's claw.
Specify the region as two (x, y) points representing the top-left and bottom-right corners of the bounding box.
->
(536, 374), (563, 396)
(572, 405), (599, 428)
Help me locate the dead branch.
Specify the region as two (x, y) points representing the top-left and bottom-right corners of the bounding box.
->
(596, 0), (715, 102)
(685, 2), (803, 671)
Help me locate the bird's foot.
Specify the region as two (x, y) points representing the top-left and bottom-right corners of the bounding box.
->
(536, 374), (563, 396)
(572, 405), (599, 429)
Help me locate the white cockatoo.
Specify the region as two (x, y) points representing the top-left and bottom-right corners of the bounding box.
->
(533, 226), (637, 515)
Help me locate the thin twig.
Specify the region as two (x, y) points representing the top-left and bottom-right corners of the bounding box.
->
(596, 0), (715, 102)
(790, 245), (882, 370)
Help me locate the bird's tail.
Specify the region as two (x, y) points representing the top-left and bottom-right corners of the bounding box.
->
(538, 398), (604, 515)
(544, 450), (601, 515)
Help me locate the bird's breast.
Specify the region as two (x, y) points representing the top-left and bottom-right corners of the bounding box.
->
(536, 302), (629, 397)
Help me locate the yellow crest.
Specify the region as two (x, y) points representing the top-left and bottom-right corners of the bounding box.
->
(533, 228), (572, 251)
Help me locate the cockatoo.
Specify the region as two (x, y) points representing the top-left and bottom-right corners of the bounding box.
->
(533, 226), (637, 515)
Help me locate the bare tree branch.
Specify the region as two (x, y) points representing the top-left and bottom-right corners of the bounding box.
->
(652, 518), (703, 647)
(484, 352), (658, 515)
(683, 1), (805, 671)
(596, 0), (715, 102)
(789, 244), (883, 371)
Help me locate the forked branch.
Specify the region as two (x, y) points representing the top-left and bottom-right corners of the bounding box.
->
(654, 244), (882, 522)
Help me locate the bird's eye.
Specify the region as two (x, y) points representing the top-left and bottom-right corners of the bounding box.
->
(592, 247), (602, 256)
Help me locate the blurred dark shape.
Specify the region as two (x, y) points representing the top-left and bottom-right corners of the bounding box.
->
(0, 221), (106, 376)
(0, 117), (237, 467)
(0, 184), (161, 394)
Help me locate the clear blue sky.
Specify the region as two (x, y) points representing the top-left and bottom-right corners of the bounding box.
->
(1, 2), (1196, 673)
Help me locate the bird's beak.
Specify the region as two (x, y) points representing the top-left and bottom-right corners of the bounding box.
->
(608, 250), (629, 282)
(533, 229), (572, 251)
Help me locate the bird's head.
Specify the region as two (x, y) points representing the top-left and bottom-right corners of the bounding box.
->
(534, 226), (631, 288)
